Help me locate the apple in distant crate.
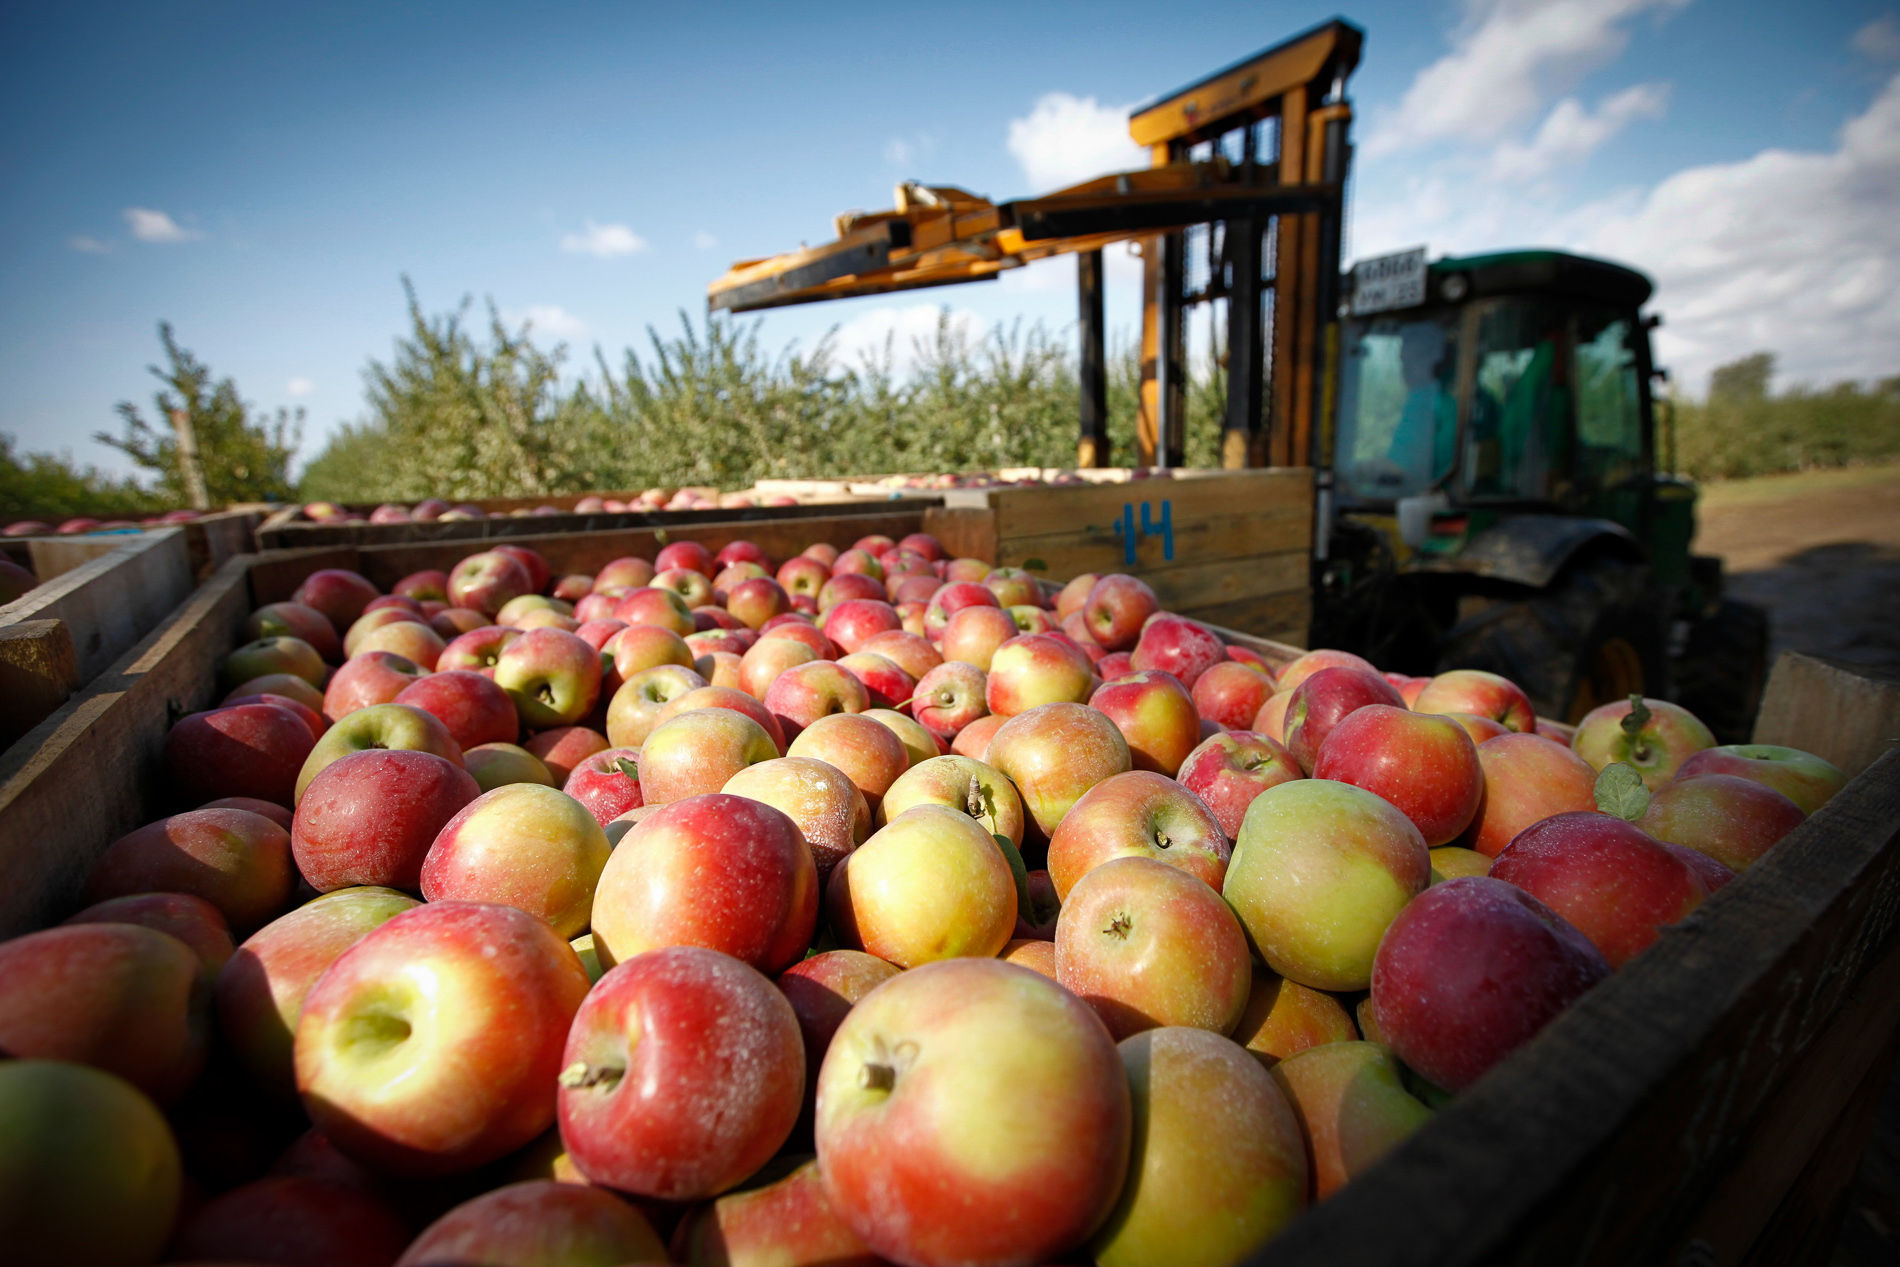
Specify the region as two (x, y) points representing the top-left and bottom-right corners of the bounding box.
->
(764, 659), (871, 738)
(88, 807), (294, 934)
(447, 551), (532, 617)
(293, 749), (481, 891)
(1312, 705), (1484, 847)
(1280, 665), (1406, 772)
(815, 957), (1131, 1267)
(638, 707), (780, 804)
(1637, 773), (1806, 872)
(295, 702), (465, 801)
(1056, 857), (1252, 1039)
(606, 663), (707, 748)
(1175, 730), (1303, 840)
(323, 650), (428, 720)
(421, 783), (612, 937)
(395, 1179), (665, 1267)
(246, 602), (344, 664)
(1090, 669), (1202, 776)
(1268, 1041), (1432, 1202)
(293, 569), (380, 631)
(165, 701), (318, 807)
(394, 668), (519, 751)
(987, 701), (1133, 839)
(1084, 574), (1159, 651)
(493, 627), (602, 729)
(723, 755), (871, 881)
(1412, 669), (1536, 733)
(1674, 743), (1848, 815)
(1189, 659), (1275, 731)
(591, 793), (817, 974)
(1459, 732), (1599, 857)
(1369, 876), (1609, 1092)
(1570, 695), (1716, 789)
(1046, 769), (1231, 900)
(827, 805), (1018, 967)
(294, 901), (590, 1176)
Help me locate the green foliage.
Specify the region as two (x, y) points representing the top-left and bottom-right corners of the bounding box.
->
(0, 435), (162, 520)
(96, 323), (301, 506)
(1672, 352), (1900, 482)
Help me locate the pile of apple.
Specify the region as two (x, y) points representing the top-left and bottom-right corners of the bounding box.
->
(295, 486), (801, 526)
(0, 529), (1850, 1267)
(2, 508), (204, 536)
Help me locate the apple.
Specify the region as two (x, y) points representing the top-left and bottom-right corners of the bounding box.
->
(1230, 973), (1359, 1067)
(723, 755), (871, 882)
(448, 551), (533, 617)
(165, 702), (318, 808)
(712, 561), (769, 604)
(1369, 875), (1609, 1091)
(863, 706), (946, 767)
(740, 635), (819, 699)
(421, 783), (611, 936)
(222, 635), (327, 691)
(655, 566), (714, 609)
(1674, 743), (1849, 815)
(64, 892), (234, 982)
(1280, 667), (1408, 772)
(986, 702), (1133, 839)
(764, 660), (872, 739)
(911, 660), (989, 739)
(561, 746), (644, 825)
(293, 569), (380, 631)
(1175, 731), (1303, 840)
(762, 619), (837, 659)
(725, 576), (791, 630)
(438, 624), (521, 674)
(1268, 1041), (1434, 1201)
(984, 566), (1040, 609)
(612, 586), (696, 636)
(595, 556), (658, 592)
(394, 669), (520, 751)
(522, 724), (609, 783)
(653, 683), (788, 753)
(295, 703), (464, 801)
(343, 605), (425, 656)
(350, 619), (447, 671)
(986, 633), (1095, 716)
(825, 805), (1018, 967)
(1273, 647), (1378, 693)
(639, 707), (780, 804)
(463, 742), (558, 791)
(879, 753), (1026, 847)
(892, 574), (943, 605)
(1459, 732), (1599, 857)
(778, 555), (832, 603)
(1085, 574), (1159, 651)
(395, 1179), (666, 1266)
(1189, 660), (1276, 732)
(493, 627), (602, 730)
(224, 671), (327, 716)
(1056, 572), (1101, 622)
(1638, 773), (1807, 872)
(1222, 779), (1430, 992)
(819, 572), (887, 611)
(246, 602), (344, 664)
(87, 806), (293, 934)
(294, 901), (590, 1176)
(1090, 669), (1202, 776)
(168, 1173), (413, 1267)
(815, 958), (1131, 1267)
(495, 594), (568, 627)
(394, 569), (452, 602)
(672, 1156), (880, 1267)
(836, 651), (918, 711)
(591, 793), (817, 974)
(1312, 705), (1484, 847)
(942, 556), (990, 583)
(824, 599), (903, 654)
(777, 950), (903, 1117)
(606, 664), (708, 748)
(1130, 616), (1226, 688)
(940, 604), (1022, 671)
(492, 544), (552, 595)
(1412, 669), (1537, 732)
(292, 749), (481, 891)
(786, 712), (911, 813)
(323, 650), (429, 721)
(655, 540), (716, 576)
(1571, 696), (1717, 789)
(924, 580), (1001, 638)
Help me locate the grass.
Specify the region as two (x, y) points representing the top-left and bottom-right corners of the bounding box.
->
(1694, 461), (1900, 512)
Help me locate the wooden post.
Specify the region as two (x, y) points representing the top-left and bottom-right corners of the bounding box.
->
(1160, 229), (1187, 469)
(169, 408), (210, 511)
(1077, 249), (1108, 468)
(1270, 89), (1308, 468)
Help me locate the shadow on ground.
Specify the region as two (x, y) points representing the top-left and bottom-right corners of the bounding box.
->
(1728, 542), (1900, 673)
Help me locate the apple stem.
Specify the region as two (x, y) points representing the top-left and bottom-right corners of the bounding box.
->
(1621, 694), (1653, 762)
(860, 1062), (896, 1092)
(557, 1061), (624, 1091)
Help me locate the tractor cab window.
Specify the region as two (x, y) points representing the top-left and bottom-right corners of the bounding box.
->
(1335, 311), (1460, 503)
(1572, 308), (1647, 503)
(1463, 300), (1572, 503)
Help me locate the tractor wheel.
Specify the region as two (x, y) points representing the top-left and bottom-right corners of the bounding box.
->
(1434, 556), (1669, 724)
(1671, 599), (1771, 744)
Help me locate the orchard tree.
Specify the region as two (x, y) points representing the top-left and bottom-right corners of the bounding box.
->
(96, 323), (301, 507)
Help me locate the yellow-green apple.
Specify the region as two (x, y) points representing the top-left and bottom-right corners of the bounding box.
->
(64, 892), (235, 982)
(1189, 659), (1275, 732)
(837, 651), (918, 711)
(222, 635), (326, 690)
(983, 566), (1039, 609)
(1412, 669), (1537, 732)
(942, 603), (1028, 671)
(88, 807), (293, 934)
(672, 1156), (881, 1267)
(1130, 615), (1227, 689)
(0, 924), (206, 1103)
(1046, 769), (1231, 903)
(1223, 779), (1430, 991)
(563, 746), (644, 826)
(224, 671), (327, 716)
(247, 601), (343, 663)
(942, 556), (989, 583)
(592, 792), (817, 973)
(395, 568), (451, 602)
(765, 660), (872, 739)
(826, 804), (1017, 967)
(1571, 695), (1716, 788)
(396, 1179), (666, 1267)
(1084, 574), (1158, 651)
(393, 668), (518, 751)
(215, 887), (419, 1096)
(322, 650), (429, 721)
(815, 957), (1131, 1266)
(1638, 773), (1806, 873)
(787, 712), (911, 813)
(639, 707), (780, 804)
(1091, 1026), (1306, 1267)
(606, 663), (707, 748)
(522, 724), (608, 783)
(654, 683), (788, 753)
(987, 701), (1133, 839)
(292, 749), (481, 891)
(492, 544), (552, 595)
(763, 619), (838, 659)
(342, 605), (424, 657)
(463, 741), (558, 791)
(1312, 705), (1484, 847)
(655, 566), (714, 609)
(1056, 572), (1101, 622)
(1230, 973), (1358, 1067)
(1430, 846), (1493, 881)
(612, 586), (696, 636)
(595, 555), (658, 592)
(1675, 743), (1848, 815)
(1273, 647), (1378, 693)
(493, 627), (601, 730)
(1369, 876), (1608, 1091)
(1490, 811), (1708, 967)
(863, 706), (942, 767)
(448, 551), (533, 617)
(912, 660), (989, 740)
(1268, 1041), (1433, 1200)
(294, 901), (590, 1175)
(1055, 857), (1251, 1039)
(656, 540), (716, 576)
(1176, 730), (1303, 840)
(421, 783), (610, 936)
(777, 949), (904, 1138)
(824, 598), (902, 654)
(165, 702), (318, 808)
(170, 1174), (411, 1267)
(723, 755), (871, 882)
(924, 580), (1001, 638)
(293, 568), (380, 630)
(834, 547), (885, 582)
(1282, 666), (1407, 772)
(495, 593), (569, 626)
(438, 624), (521, 675)
(0, 1061), (182, 1267)
(986, 633), (1095, 716)
(951, 712), (1007, 759)
(1459, 731), (1599, 857)
(1090, 669), (1201, 775)
(352, 618), (447, 670)
(712, 562), (769, 603)
(295, 703), (464, 802)
(778, 554), (832, 604)
(859, 629), (941, 681)
(879, 753), (1026, 846)
(740, 635), (818, 699)
(819, 572), (887, 611)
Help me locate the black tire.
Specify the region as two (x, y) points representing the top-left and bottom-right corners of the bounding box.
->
(1433, 555), (1669, 724)
(1672, 599), (1771, 744)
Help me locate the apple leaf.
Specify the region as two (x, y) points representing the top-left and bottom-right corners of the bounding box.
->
(653, 528), (670, 546)
(608, 757), (638, 779)
(1594, 763), (1651, 821)
(1021, 557), (1048, 573)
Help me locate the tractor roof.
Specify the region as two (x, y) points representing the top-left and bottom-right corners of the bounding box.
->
(1431, 249), (1654, 308)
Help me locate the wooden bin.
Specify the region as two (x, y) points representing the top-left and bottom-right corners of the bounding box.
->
(925, 468), (1314, 645)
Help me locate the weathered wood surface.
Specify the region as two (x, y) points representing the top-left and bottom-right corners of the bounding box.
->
(0, 620), (79, 749)
(1752, 651), (1900, 779)
(0, 528), (194, 684)
(182, 508), (267, 578)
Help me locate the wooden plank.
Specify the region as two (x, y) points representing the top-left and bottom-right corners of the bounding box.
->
(922, 506), (999, 564)
(0, 555), (255, 938)
(181, 508), (265, 579)
(248, 547), (364, 607)
(1752, 651), (1900, 778)
(0, 620), (79, 748)
(996, 504), (1312, 577)
(24, 534), (142, 580)
(1136, 550), (1310, 613)
(958, 468), (1311, 543)
(1188, 591), (1313, 649)
(0, 528), (194, 681)
(1257, 745), (1900, 1267)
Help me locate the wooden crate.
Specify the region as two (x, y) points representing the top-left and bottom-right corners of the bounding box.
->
(925, 468), (1314, 645)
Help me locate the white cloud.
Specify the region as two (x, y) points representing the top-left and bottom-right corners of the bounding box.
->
(1487, 82), (1670, 181)
(1006, 92), (1147, 193)
(123, 207), (201, 243)
(693, 230), (718, 250)
(510, 304), (589, 340)
(68, 235), (110, 253)
(1854, 14), (1900, 61)
(1365, 0), (1689, 157)
(886, 137), (913, 165)
(825, 304), (983, 377)
(559, 220), (647, 257)
(286, 377), (315, 397)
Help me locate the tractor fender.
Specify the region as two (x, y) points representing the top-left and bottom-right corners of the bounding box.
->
(1409, 515), (1645, 590)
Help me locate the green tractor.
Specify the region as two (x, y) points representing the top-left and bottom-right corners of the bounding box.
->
(1313, 248), (1769, 739)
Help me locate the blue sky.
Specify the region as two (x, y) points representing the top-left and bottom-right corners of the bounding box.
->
(4, 0), (1897, 480)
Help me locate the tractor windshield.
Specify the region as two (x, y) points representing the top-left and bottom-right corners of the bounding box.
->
(1335, 310), (1461, 503)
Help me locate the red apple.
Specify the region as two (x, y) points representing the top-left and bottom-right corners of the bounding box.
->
(1046, 770), (1231, 900)
(295, 703), (464, 801)
(638, 707), (780, 804)
(1090, 669), (1202, 776)
(522, 724), (609, 783)
(322, 650), (428, 721)
(396, 1179), (665, 1266)
(1129, 615), (1226, 688)
(911, 660), (989, 739)
(292, 749), (481, 891)
(1312, 704), (1484, 847)
(494, 627), (602, 729)
(1189, 660), (1276, 731)
(764, 659), (871, 739)
(786, 712), (912, 813)
(87, 807), (293, 934)
(246, 601), (344, 664)
(1460, 732), (1600, 857)
(1637, 773), (1806, 873)
(395, 669), (520, 751)
(448, 551), (533, 617)
(987, 702), (1133, 839)
(1085, 574), (1159, 651)
(421, 783), (612, 937)
(723, 755), (872, 882)
(63, 891), (234, 981)
(1674, 743), (1848, 815)
(1412, 669), (1537, 733)
(1281, 666), (1407, 772)
(437, 624), (521, 675)
(1176, 730), (1304, 840)
(563, 746), (644, 826)
(165, 702), (318, 807)
(986, 633), (1094, 716)
(293, 569), (380, 631)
